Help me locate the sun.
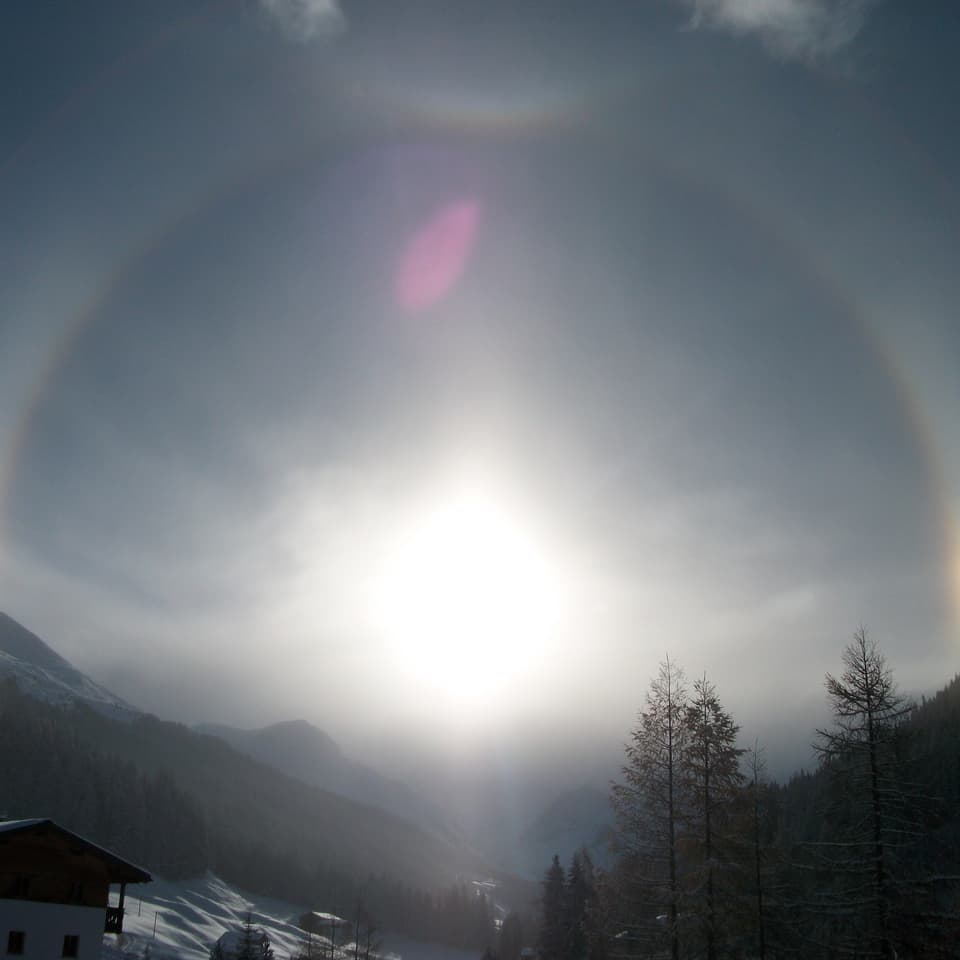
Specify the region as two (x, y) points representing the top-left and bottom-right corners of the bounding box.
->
(372, 485), (562, 701)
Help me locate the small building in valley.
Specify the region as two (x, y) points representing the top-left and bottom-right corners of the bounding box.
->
(0, 818), (151, 960)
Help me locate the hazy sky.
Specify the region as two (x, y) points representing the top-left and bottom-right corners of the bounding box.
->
(2, 0), (959, 782)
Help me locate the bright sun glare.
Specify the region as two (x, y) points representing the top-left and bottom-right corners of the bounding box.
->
(373, 486), (562, 702)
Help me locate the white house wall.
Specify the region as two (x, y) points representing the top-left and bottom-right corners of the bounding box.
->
(0, 898), (104, 960)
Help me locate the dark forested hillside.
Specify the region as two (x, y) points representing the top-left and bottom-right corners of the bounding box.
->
(0, 680), (531, 941)
(766, 665), (960, 957)
(909, 672), (960, 814)
(536, 646), (960, 960)
(0, 681), (207, 878)
(776, 669), (960, 850)
(195, 718), (459, 844)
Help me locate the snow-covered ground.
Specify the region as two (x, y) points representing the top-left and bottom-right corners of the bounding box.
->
(100, 874), (305, 960)
(100, 873), (481, 960)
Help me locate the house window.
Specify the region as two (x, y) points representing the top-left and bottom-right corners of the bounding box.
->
(6, 931), (25, 955)
(62, 934), (79, 958)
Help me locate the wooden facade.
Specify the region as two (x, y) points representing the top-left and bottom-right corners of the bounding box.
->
(0, 819), (150, 946)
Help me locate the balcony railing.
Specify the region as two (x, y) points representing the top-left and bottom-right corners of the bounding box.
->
(104, 906), (124, 934)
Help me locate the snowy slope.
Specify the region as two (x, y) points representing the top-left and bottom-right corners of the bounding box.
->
(100, 873), (482, 960)
(0, 612), (138, 720)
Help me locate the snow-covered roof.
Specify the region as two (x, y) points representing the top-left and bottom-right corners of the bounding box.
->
(0, 818), (152, 883)
(311, 911), (350, 925)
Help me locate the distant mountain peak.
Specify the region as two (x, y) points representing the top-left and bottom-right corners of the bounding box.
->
(264, 717), (329, 735)
(257, 718), (343, 753)
(276, 717), (312, 728)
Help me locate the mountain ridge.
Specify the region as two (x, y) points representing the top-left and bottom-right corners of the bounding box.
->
(0, 611), (138, 719)
(0, 609), (461, 843)
(195, 718), (463, 844)
(0, 610), (609, 891)
(0, 611), (74, 671)
(0, 611), (533, 912)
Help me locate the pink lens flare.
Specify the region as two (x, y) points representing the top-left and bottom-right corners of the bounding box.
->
(395, 199), (482, 313)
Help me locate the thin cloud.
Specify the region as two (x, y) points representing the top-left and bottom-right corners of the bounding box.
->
(259, 0), (346, 42)
(677, 0), (878, 61)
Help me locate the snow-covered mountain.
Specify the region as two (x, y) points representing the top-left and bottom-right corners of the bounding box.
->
(0, 611), (448, 841)
(0, 611), (138, 720)
(0, 609), (605, 888)
(196, 719), (462, 844)
(0, 612), (509, 891)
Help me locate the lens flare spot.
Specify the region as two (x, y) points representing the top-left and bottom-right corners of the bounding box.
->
(395, 199), (481, 313)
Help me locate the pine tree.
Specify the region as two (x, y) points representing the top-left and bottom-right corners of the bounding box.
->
(566, 852), (589, 960)
(538, 855), (568, 960)
(747, 742), (769, 960)
(566, 850), (604, 960)
(610, 656), (687, 960)
(682, 675), (745, 960)
(235, 913), (275, 960)
(812, 629), (913, 959)
(585, 868), (614, 960)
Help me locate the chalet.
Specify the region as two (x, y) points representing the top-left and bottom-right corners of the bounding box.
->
(0, 819), (151, 960)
